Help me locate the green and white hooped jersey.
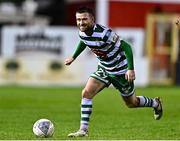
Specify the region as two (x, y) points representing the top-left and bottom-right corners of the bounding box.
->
(79, 24), (128, 75)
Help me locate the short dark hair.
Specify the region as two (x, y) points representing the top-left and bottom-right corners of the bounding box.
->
(76, 7), (95, 17)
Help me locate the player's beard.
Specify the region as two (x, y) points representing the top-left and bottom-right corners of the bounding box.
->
(79, 24), (94, 34)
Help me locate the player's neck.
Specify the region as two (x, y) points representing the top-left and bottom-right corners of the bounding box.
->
(85, 29), (93, 36)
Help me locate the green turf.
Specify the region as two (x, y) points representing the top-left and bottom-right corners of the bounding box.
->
(0, 85), (179, 140)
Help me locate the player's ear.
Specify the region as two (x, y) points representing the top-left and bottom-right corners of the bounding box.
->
(175, 19), (180, 28)
(91, 15), (95, 23)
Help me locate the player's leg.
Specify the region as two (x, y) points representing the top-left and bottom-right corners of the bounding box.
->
(79, 66), (111, 133)
(68, 67), (110, 137)
(67, 77), (106, 137)
(122, 94), (163, 120)
(109, 74), (163, 120)
(80, 77), (106, 131)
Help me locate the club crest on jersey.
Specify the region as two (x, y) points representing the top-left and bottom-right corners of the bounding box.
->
(112, 33), (119, 43)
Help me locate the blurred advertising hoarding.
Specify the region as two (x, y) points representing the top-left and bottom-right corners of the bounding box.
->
(0, 26), (97, 86)
(0, 26), (148, 86)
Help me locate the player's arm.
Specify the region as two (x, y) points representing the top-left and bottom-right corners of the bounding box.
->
(65, 40), (86, 65)
(120, 40), (135, 82)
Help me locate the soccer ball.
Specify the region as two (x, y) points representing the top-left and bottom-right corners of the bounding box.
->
(33, 119), (54, 138)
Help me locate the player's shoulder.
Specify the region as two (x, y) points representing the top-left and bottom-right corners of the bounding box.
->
(95, 24), (110, 31)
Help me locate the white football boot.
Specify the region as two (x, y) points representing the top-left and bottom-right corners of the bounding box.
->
(68, 129), (88, 137)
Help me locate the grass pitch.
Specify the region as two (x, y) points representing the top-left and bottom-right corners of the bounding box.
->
(0, 85), (179, 140)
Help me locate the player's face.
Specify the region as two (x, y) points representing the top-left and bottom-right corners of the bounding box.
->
(76, 12), (94, 32)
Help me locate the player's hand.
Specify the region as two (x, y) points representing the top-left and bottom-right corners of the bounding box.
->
(175, 19), (180, 28)
(64, 57), (74, 65)
(125, 70), (136, 82)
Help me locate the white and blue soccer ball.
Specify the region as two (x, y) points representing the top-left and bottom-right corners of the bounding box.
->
(33, 119), (54, 138)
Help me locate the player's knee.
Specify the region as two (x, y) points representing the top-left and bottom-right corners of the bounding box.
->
(82, 88), (91, 99)
(82, 88), (97, 99)
(125, 100), (139, 108)
(125, 103), (136, 108)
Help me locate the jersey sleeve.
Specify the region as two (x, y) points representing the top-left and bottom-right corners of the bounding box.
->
(120, 40), (134, 70)
(72, 40), (86, 59)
